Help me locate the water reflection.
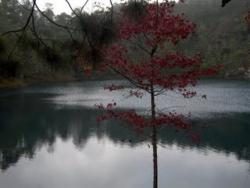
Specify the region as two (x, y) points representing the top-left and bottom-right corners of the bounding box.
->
(0, 95), (249, 167)
(48, 80), (250, 116)
(0, 81), (250, 188)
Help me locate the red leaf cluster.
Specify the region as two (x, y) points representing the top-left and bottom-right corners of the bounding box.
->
(96, 104), (191, 132)
(119, 2), (196, 46)
(128, 90), (144, 98)
(96, 1), (220, 137)
(104, 84), (125, 91)
(104, 44), (218, 91)
(245, 11), (250, 25)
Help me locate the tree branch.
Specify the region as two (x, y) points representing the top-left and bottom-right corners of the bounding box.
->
(1, 0), (36, 36)
(35, 3), (76, 42)
(65, 0), (81, 19)
(222, 0), (232, 7)
(31, 13), (50, 49)
(80, 0), (90, 14)
(109, 66), (151, 93)
(110, 0), (114, 21)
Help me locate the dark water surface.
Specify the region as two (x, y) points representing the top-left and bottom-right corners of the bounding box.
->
(0, 80), (250, 188)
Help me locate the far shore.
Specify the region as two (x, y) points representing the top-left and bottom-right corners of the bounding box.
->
(0, 74), (249, 90)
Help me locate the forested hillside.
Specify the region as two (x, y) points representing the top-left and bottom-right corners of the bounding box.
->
(177, 0), (250, 78)
(0, 0), (249, 86)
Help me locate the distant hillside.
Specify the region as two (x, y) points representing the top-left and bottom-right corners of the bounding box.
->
(176, 0), (250, 79)
(0, 0), (249, 84)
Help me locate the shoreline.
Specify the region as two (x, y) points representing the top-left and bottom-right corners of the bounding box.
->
(0, 76), (249, 90)
(0, 75), (78, 89)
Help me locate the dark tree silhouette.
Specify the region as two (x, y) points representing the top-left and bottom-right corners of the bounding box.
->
(222, 0), (232, 7)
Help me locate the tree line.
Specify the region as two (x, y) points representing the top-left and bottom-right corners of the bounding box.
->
(0, 0), (249, 81)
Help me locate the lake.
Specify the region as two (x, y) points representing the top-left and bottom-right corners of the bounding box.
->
(0, 80), (250, 188)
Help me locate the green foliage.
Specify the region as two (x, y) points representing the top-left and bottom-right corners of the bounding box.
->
(0, 37), (6, 55)
(175, 0), (249, 77)
(0, 0), (77, 80)
(0, 0), (248, 80)
(0, 37), (20, 78)
(121, 0), (147, 21)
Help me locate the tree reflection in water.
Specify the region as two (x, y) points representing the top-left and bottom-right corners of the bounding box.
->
(0, 93), (250, 172)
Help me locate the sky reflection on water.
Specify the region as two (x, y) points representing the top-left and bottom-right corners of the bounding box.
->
(1, 136), (250, 188)
(0, 80), (250, 188)
(47, 80), (250, 118)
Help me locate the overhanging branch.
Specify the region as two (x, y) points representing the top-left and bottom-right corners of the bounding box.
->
(0, 0), (36, 36)
(35, 3), (76, 42)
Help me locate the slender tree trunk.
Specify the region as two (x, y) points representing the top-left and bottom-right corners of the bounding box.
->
(151, 84), (158, 188)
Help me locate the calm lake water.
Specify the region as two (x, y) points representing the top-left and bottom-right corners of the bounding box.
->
(0, 80), (250, 188)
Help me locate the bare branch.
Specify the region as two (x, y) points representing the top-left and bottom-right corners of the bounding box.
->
(17, 1), (32, 12)
(0, 0), (36, 59)
(65, 0), (81, 18)
(35, 3), (76, 42)
(109, 66), (151, 93)
(80, 0), (90, 14)
(154, 88), (166, 96)
(31, 13), (50, 49)
(64, 0), (95, 48)
(1, 0), (36, 36)
(110, 0), (114, 21)
(128, 38), (151, 55)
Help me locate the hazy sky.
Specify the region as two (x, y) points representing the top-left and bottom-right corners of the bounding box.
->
(36, 0), (130, 14)
(35, 0), (172, 15)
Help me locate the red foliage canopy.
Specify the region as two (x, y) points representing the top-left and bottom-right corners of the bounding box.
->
(97, 1), (219, 140)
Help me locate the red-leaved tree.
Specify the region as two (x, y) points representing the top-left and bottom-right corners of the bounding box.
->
(96, 1), (219, 188)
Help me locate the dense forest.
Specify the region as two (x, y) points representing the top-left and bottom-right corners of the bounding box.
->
(0, 0), (249, 87)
